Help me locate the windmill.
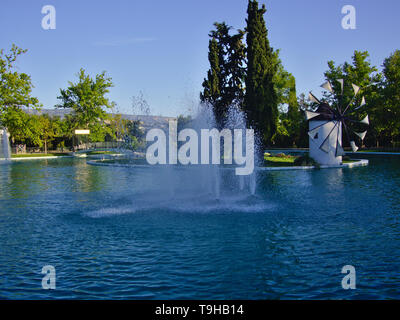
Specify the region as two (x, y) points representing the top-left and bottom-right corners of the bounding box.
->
(305, 79), (369, 165)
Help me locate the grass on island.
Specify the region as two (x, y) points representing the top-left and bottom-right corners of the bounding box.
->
(264, 153), (297, 167)
(98, 158), (148, 165)
(264, 153), (357, 167)
(12, 153), (70, 158)
(86, 150), (120, 155)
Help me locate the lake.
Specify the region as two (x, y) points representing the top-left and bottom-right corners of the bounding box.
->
(0, 155), (399, 299)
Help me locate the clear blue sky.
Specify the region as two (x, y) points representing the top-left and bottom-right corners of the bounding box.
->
(1, 0), (399, 116)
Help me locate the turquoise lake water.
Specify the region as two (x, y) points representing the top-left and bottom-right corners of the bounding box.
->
(0, 156), (399, 299)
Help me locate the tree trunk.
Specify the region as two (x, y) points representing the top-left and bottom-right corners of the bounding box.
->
(44, 140), (47, 154)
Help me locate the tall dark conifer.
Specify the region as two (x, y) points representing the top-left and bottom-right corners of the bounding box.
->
(200, 37), (221, 106)
(201, 22), (246, 126)
(244, 0), (278, 148)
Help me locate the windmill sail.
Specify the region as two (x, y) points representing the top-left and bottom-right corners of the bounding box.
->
(319, 122), (338, 153)
(360, 96), (366, 107)
(354, 96), (366, 110)
(360, 115), (369, 125)
(352, 84), (360, 95)
(337, 79), (344, 94)
(308, 92), (320, 104)
(354, 131), (367, 140)
(306, 79), (369, 162)
(350, 141), (359, 152)
(308, 126), (321, 140)
(320, 136), (331, 153)
(305, 111), (321, 121)
(321, 81), (333, 93)
(335, 140), (345, 157)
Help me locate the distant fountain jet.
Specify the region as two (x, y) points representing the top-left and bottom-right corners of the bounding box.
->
(0, 128), (11, 162)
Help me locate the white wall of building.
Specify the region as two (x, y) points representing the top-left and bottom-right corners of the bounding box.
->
(309, 120), (342, 166)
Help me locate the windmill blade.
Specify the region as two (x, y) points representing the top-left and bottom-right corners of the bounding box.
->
(337, 79), (344, 94)
(342, 121), (357, 153)
(354, 130), (367, 141)
(352, 84), (360, 95)
(308, 126), (321, 140)
(336, 140), (346, 157)
(321, 81), (333, 93)
(352, 96), (367, 112)
(305, 110), (321, 121)
(343, 84), (364, 115)
(320, 136), (331, 153)
(342, 121), (362, 153)
(335, 123), (345, 157)
(307, 121), (331, 140)
(319, 121), (338, 153)
(360, 115), (369, 125)
(360, 96), (366, 107)
(350, 141), (359, 152)
(308, 92), (320, 104)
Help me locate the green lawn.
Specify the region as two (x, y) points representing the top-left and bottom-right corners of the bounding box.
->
(86, 150), (119, 155)
(264, 155), (297, 167)
(265, 156), (296, 163)
(264, 154), (357, 167)
(12, 153), (70, 158)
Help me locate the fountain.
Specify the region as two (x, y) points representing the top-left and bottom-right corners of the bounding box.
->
(0, 128), (11, 163)
(88, 103), (259, 202)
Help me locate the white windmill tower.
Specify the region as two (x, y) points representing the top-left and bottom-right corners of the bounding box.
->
(305, 80), (369, 166)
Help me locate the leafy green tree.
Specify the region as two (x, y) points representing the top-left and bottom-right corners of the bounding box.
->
(273, 51), (292, 106)
(0, 44), (40, 134)
(122, 120), (145, 151)
(324, 51), (382, 147)
(271, 50), (303, 147)
(3, 107), (33, 144)
(378, 50), (400, 146)
(244, 0), (278, 149)
(36, 114), (65, 153)
(324, 51), (381, 108)
(56, 68), (115, 142)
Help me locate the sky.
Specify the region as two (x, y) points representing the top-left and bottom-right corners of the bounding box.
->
(0, 0), (399, 117)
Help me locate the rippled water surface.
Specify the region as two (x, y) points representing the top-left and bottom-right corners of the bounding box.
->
(0, 156), (399, 299)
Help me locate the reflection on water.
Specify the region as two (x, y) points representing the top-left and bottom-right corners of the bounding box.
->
(0, 156), (399, 299)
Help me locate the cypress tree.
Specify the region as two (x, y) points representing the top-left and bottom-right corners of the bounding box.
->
(201, 23), (245, 127)
(244, 0), (278, 149)
(200, 37), (221, 107)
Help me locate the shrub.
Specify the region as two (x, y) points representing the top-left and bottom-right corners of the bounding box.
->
(293, 154), (320, 168)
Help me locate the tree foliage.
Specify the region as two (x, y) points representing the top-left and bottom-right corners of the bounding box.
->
(0, 44), (40, 133)
(243, 0), (278, 148)
(56, 68), (115, 142)
(378, 50), (400, 146)
(201, 22), (246, 126)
